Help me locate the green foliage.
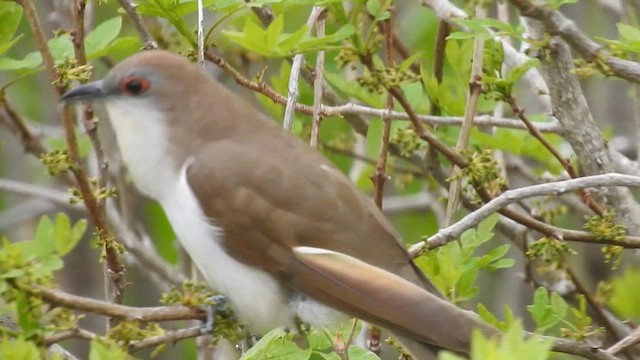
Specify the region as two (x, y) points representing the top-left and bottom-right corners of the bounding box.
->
(0, 336), (41, 360)
(476, 304), (515, 332)
(439, 321), (553, 360)
(40, 149), (75, 176)
(0, 2), (23, 57)
(419, 214), (514, 303)
(241, 325), (379, 360)
(527, 287), (568, 333)
(546, 0), (578, 10)
(526, 237), (576, 265)
(471, 129), (564, 174)
(583, 209), (626, 242)
(0, 16), (139, 75)
(160, 279), (214, 307)
(223, 15), (355, 57)
(89, 338), (131, 360)
(608, 267), (640, 322)
(0, 214), (85, 346)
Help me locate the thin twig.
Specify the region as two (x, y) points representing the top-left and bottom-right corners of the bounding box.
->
(309, 10), (327, 148)
(607, 326), (640, 355)
(430, 20), (450, 116)
(129, 326), (203, 353)
(506, 96), (605, 215)
(372, 18), (394, 209)
(445, 4), (486, 226)
(197, 0), (205, 68)
(409, 173), (640, 256)
(114, 0), (157, 49)
(282, 6), (325, 131)
(45, 327), (97, 345)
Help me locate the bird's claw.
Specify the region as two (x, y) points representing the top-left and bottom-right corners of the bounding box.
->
(200, 294), (229, 335)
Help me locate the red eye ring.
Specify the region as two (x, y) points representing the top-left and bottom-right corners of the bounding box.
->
(121, 77), (150, 95)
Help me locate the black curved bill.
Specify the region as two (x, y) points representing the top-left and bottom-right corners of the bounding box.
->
(60, 81), (106, 103)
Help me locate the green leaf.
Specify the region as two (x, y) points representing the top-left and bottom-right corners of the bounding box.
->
(265, 15), (285, 52)
(33, 215), (56, 257)
(609, 267), (640, 321)
(618, 23), (640, 41)
(175, 0), (216, 16)
(547, 0), (577, 9)
(0, 52), (42, 71)
(506, 58), (540, 83)
(89, 338), (129, 360)
(365, 0), (390, 20)
(0, 337), (40, 359)
(240, 328), (286, 360)
(85, 17), (122, 56)
(54, 213), (86, 256)
(0, 2), (23, 56)
(296, 24), (356, 52)
(278, 25), (309, 54)
(527, 287), (568, 332)
(48, 34), (75, 62)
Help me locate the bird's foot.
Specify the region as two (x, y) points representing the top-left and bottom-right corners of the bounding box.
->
(200, 294), (230, 335)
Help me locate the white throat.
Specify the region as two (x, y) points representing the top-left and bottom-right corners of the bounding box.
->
(105, 99), (177, 201)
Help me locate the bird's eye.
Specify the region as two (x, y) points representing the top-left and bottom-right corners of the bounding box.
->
(121, 77), (150, 96)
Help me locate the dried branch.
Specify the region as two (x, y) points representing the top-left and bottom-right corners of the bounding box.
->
(410, 173), (640, 256)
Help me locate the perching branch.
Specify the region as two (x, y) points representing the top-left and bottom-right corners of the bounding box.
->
(410, 173), (640, 256)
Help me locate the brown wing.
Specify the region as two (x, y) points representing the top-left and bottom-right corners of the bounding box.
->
(186, 128), (435, 292)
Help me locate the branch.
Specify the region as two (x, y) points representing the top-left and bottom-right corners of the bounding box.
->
(509, 0), (640, 83)
(522, 18), (640, 236)
(410, 174), (640, 256)
(445, 4), (485, 226)
(309, 11), (326, 148)
(36, 286), (205, 322)
(607, 325), (640, 355)
(129, 326), (203, 353)
(114, 0), (157, 49)
(282, 6), (326, 131)
(548, 336), (620, 360)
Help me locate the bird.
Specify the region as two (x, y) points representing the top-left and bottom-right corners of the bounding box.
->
(61, 50), (499, 359)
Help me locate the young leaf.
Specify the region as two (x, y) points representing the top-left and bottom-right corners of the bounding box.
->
(0, 52), (42, 71)
(89, 338), (129, 360)
(85, 17), (122, 56)
(0, 1), (23, 56)
(527, 287), (568, 332)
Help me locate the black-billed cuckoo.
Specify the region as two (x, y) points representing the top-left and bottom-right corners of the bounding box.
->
(61, 50), (498, 359)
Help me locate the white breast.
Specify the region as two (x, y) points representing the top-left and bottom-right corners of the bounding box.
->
(104, 99), (292, 332)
